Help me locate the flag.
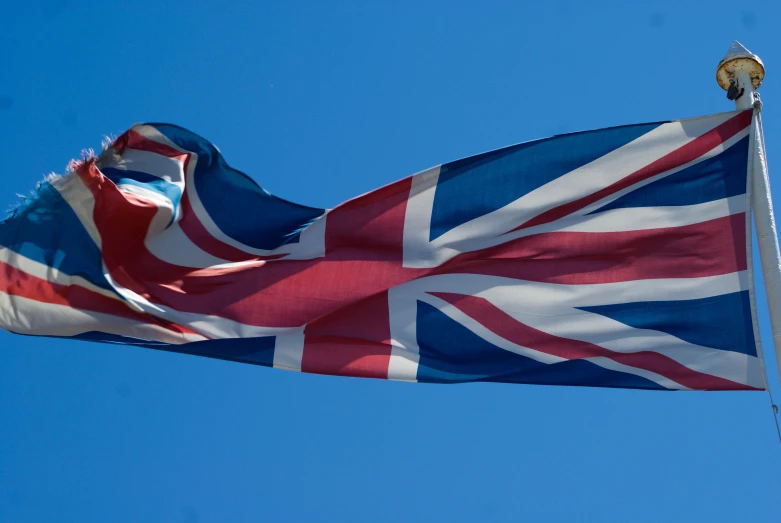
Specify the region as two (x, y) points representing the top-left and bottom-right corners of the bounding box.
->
(0, 110), (765, 390)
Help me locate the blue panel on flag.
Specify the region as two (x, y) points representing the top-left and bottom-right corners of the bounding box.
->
(415, 301), (664, 389)
(71, 332), (172, 347)
(178, 335), (276, 366)
(579, 291), (757, 356)
(429, 122), (663, 241)
(74, 332), (278, 365)
(0, 182), (112, 291)
(415, 301), (539, 382)
(591, 135), (750, 213)
(152, 123), (325, 251)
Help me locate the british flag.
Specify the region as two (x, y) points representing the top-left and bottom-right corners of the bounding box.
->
(0, 110), (766, 390)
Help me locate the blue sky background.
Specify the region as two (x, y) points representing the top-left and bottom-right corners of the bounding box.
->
(2, 1), (781, 521)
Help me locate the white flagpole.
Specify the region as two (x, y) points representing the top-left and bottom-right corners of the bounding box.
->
(717, 43), (781, 390)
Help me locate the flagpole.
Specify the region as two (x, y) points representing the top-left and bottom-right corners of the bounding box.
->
(717, 43), (781, 391)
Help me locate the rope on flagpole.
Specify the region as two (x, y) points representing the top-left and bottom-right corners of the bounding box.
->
(752, 107), (781, 444)
(744, 103), (781, 444)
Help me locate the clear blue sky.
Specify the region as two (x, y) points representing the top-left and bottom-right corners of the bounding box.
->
(2, 1), (781, 521)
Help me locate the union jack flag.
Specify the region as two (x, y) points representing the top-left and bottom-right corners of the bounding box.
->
(0, 110), (765, 390)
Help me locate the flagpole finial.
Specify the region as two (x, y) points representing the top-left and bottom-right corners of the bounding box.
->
(716, 41), (764, 110)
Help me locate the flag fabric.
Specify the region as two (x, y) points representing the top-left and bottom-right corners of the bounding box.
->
(0, 110), (765, 390)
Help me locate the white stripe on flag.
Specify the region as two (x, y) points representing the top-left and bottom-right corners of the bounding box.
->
(0, 291), (205, 344)
(273, 329), (305, 372)
(105, 147), (186, 187)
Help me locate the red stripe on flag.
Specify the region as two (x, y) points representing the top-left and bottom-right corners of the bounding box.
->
(324, 178), (411, 260)
(0, 260), (197, 338)
(518, 110), (753, 230)
(301, 335), (392, 378)
(443, 213), (747, 284)
(115, 129), (187, 159)
(0, 261), (135, 318)
(430, 292), (757, 390)
(301, 292), (393, 379)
